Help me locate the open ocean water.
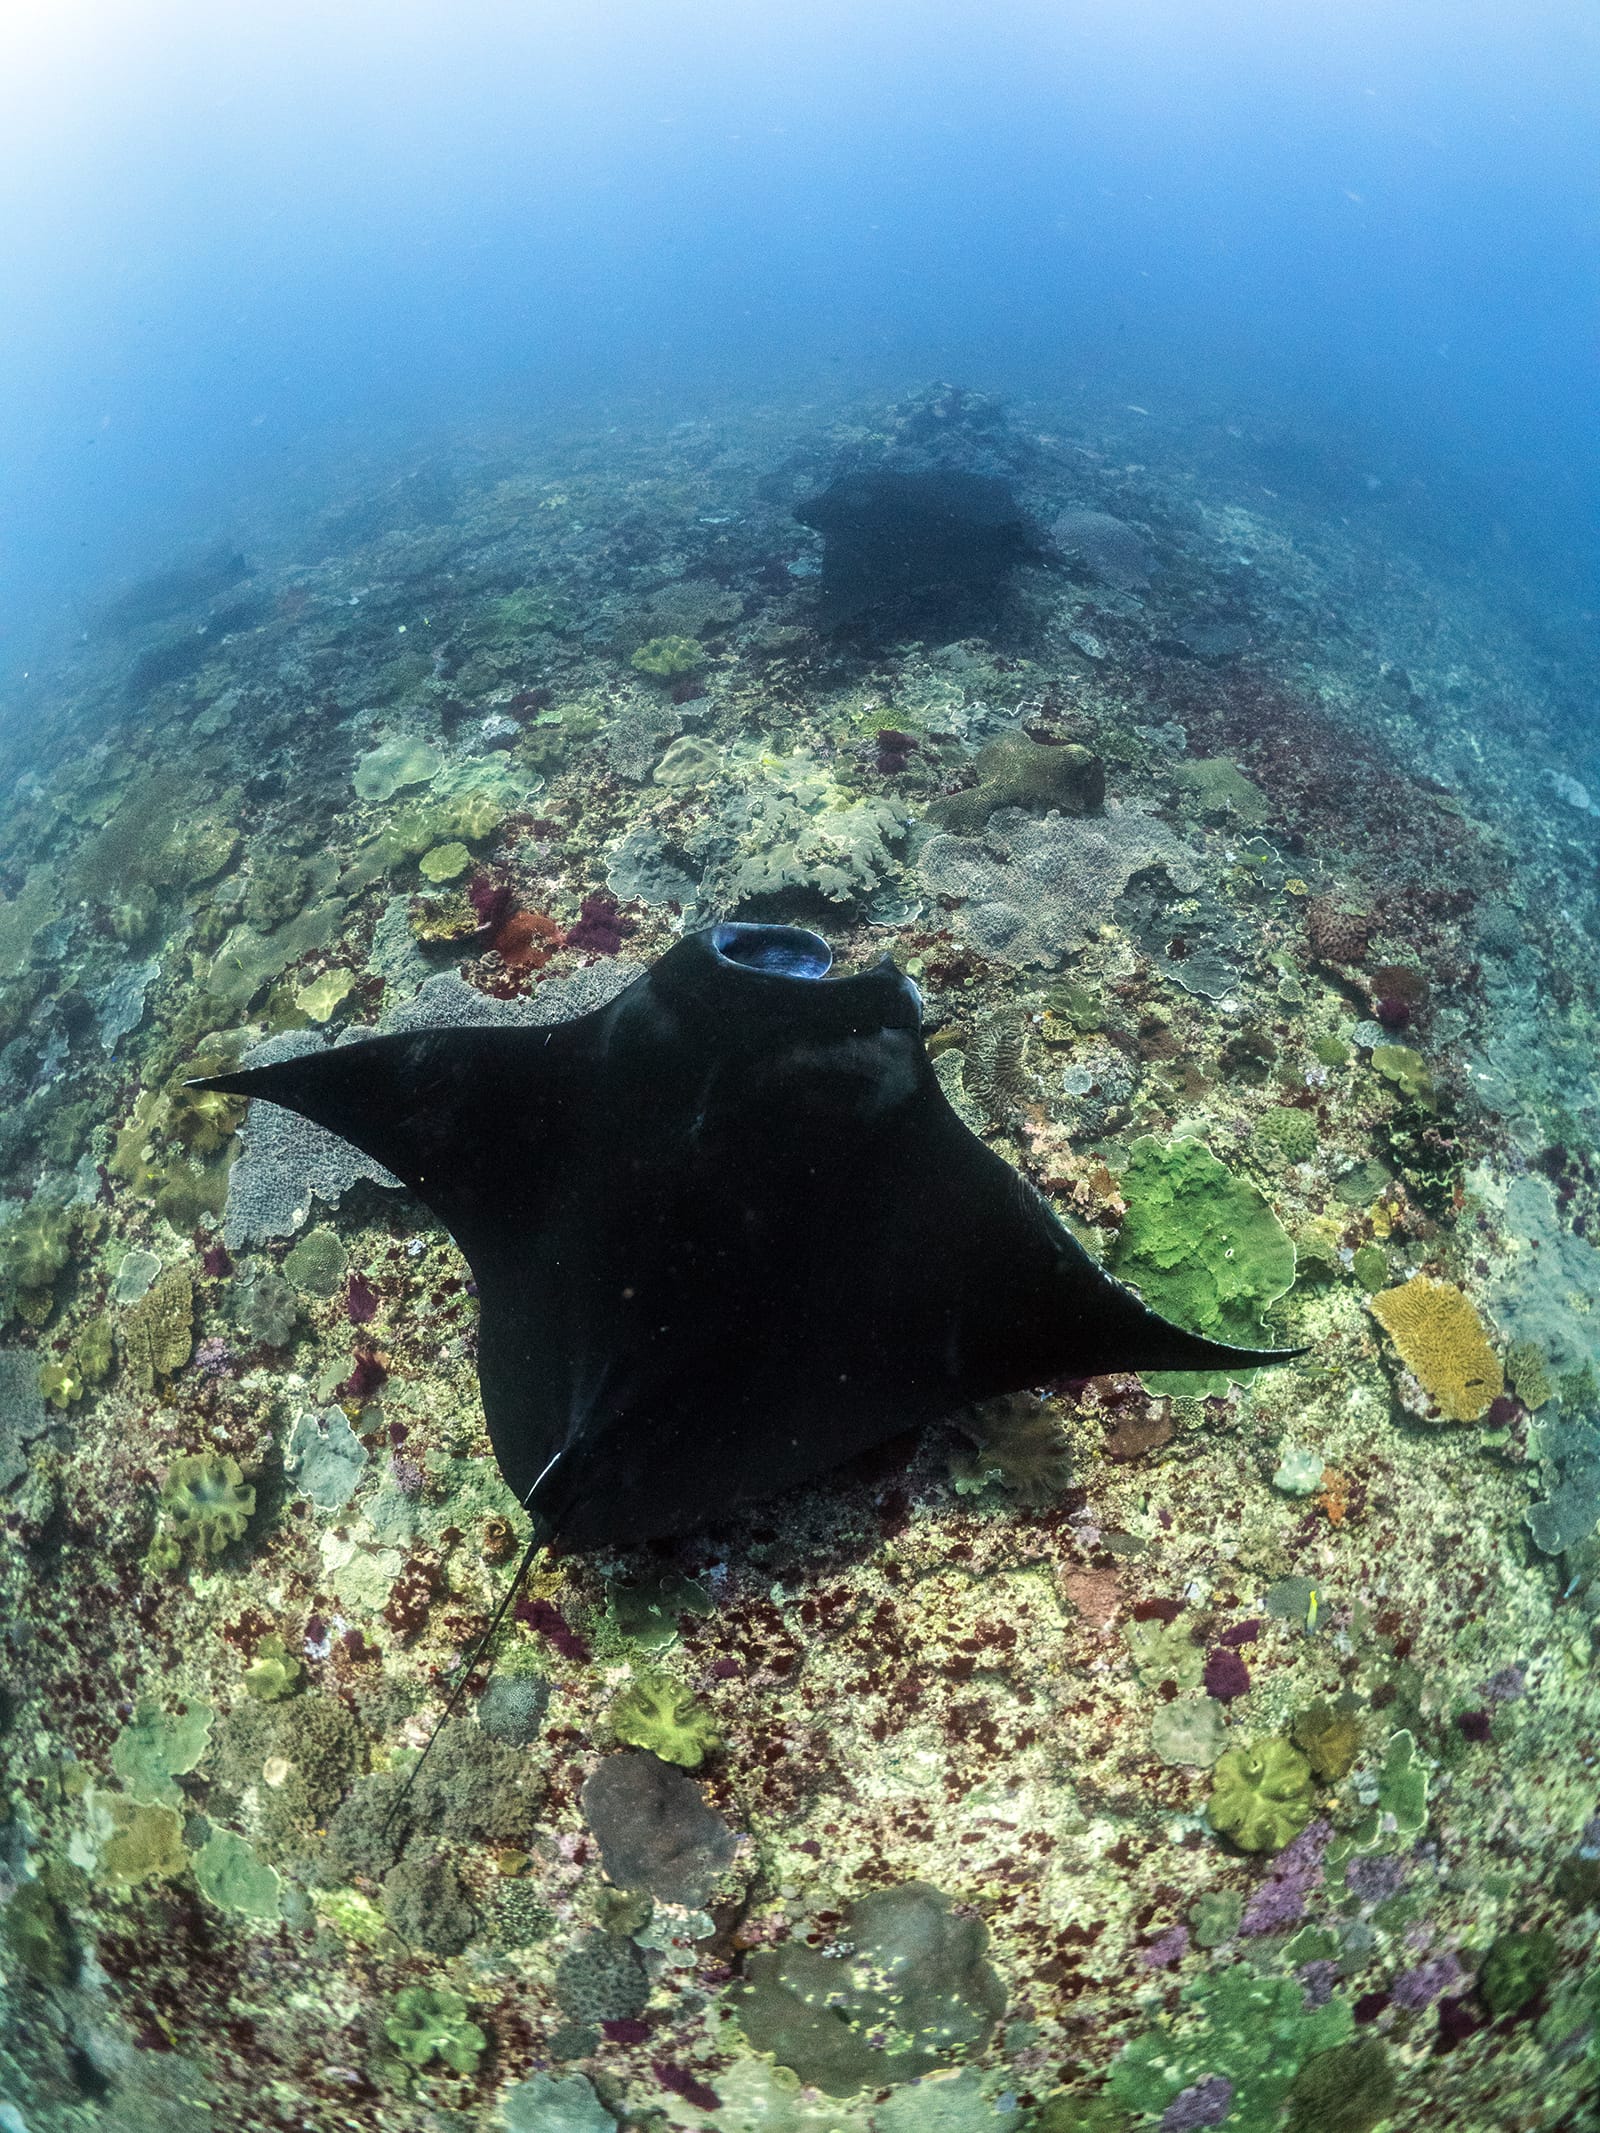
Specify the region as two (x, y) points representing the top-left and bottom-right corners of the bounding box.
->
(0, 7), (1596, 2131)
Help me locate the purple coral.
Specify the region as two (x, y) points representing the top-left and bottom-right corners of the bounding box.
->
(1240, 1818), (1329, 1935)
(1140, 1923), (1190, 1969)
(1345, 1852), (1407, 1905)
(1391, 1952), (1464, 2010)
(1161, 2075), (1233, 2130)
(1297, 1957), (1341, 2007)
(1202, 1646), (1251, 1702)
(193, 1336), (235, 1378)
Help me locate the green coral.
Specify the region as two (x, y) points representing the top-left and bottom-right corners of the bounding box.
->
(192, 1830), (282, 1920)
(418, 840), (471, 883)
(2, 1875), (79, 1987)
(1109, 1965), (1352, 2133)
(384, 1983), (487, 2073)
(121, 1263), (194, 1387)
(611, 1672), (720, 1768)
(1350, 1243), (1389, 1294)
(243, 1633), (302, 1701)
(1206, 1737), (1315, 1853)
(155, 1453), (255, 1562)
(631, 633), (705, 679)
(111, 1699), (213, 1806)
(1479, 1927), (1559, 2018)
(736, 1881), (1006, 2097)
(1333, 1728), (1429, 1859)
(1109, 1137), (1297, 1397)
(1251, 1105), (1319, 1166)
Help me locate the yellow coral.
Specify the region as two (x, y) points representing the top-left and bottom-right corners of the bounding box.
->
(1369, 1276), (1502, 1422)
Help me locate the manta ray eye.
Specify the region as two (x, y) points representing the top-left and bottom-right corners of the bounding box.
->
(710, 923), (832, 979)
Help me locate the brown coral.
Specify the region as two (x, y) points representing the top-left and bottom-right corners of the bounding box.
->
(1369, 1275), (1503, 1422)
(1306, 898), (1373, 967)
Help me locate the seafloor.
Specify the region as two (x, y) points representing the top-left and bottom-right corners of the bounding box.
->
(0, 385), (1596, 2133)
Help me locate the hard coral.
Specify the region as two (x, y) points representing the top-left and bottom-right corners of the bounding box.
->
(1306, 900), (1371, 967)
(1206, 1737), (1315, 1853)
(736, 1881), (1005, 2097)
(928, 733), (1104, 832)
(554, 1928), (650, 2023)
(581, 1750), (740, 1906)
(1369, 1276), (1503, 1423)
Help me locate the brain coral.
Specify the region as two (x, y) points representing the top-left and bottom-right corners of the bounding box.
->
(919, 802), (1202, 967)
(1369, 1276), (1503, 1423)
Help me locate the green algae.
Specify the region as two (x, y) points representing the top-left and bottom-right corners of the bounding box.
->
(1109, 1136), (1297, 1397)
(1284, 2038), (1396, 2133)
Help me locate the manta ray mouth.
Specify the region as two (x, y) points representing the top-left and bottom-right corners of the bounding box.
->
(710, 921), (833, 979)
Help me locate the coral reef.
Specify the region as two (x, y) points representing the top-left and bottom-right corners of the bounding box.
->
(0, 387), (1597, 2133)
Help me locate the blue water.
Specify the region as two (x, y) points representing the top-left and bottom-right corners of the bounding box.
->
(0, 0), (1594, 679)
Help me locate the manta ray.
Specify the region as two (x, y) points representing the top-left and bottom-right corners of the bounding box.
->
(197, 923), (1300, 1551)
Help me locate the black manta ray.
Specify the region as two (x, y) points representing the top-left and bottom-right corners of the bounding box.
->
(794, 468), (1046, 630)
(197, 922), (1300, 1551)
